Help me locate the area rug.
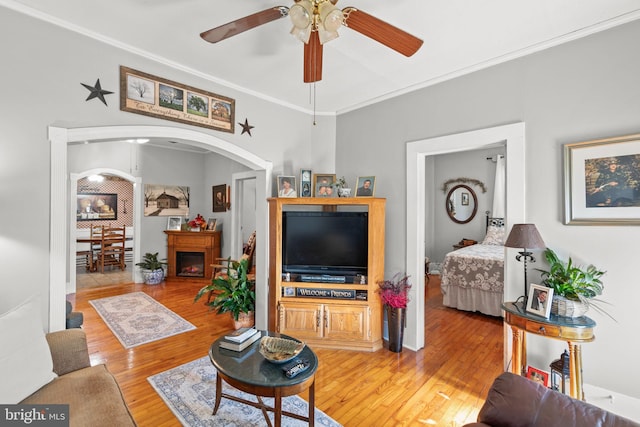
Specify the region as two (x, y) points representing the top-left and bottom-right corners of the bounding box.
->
(89, 292), (196, 348)
(148, 356), (342, 427)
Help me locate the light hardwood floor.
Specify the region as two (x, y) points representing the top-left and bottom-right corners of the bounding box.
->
(69, 274), (503, 426)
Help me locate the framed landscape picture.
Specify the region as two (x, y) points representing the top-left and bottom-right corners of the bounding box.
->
(564, 133), (640, 225)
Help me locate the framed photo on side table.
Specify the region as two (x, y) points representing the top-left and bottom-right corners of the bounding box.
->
(167, 216), (182, 230)
(526, 284), (553, 318)
(526, 366), (549, 387)
(564, 133), (640, 225)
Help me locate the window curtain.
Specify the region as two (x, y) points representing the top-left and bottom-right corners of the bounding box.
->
(492, 155), (505, 218)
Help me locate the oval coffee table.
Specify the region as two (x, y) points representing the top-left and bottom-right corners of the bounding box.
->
(208, 331), (318, 427)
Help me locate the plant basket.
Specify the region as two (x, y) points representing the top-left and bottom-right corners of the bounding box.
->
(551, 295), (588, 318)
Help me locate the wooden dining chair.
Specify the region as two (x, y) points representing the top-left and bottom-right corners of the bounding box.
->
(97, 226), (126, 273)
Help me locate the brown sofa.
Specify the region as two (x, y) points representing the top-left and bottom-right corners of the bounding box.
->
(465, 372), (639, 427)
(20, 329), (136, 427)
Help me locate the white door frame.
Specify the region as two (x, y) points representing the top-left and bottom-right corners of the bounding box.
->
(405, 122), (526, 352)
(231, 170), (270, 330)
(49, 125), (272, 331)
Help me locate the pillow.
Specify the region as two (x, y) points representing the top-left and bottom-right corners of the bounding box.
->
(0, 296), (57, 403)
(482, 225), (505, 245)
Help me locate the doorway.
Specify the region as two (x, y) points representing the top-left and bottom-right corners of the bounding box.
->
(405, 122), (526, 351)
(49, 125), (273, 331)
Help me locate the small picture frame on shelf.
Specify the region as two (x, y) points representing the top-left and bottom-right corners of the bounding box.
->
(167, 216), (182, 230)
(206, 218), (217, 231)
(526, 283), (553, 318)
(355, 176), (376, 197)
(526, 366), (549, 387)
(277, 175), (298, 197)
(300, 169), (312, 197)
(313, 173), (336, 197)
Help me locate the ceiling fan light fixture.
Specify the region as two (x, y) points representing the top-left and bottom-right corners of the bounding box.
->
(289, 1), (312, 30)
(290, 25), (312, 44)
(318, 28), (339, 45)
(319, 3), (343, 33)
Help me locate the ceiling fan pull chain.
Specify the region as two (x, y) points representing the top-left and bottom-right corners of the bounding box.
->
(313, 82), (317, 126)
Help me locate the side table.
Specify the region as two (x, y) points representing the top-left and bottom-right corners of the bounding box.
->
(209, 331), (318, 427)
(502, 302), (596, 400)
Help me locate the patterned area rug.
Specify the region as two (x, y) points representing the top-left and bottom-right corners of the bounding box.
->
(89, 292), (196, 348)
(148, 356), (342, 427)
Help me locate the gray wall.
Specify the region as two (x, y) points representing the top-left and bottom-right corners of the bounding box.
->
(336, 20), (640, 399)
(0, 9), (335, 318)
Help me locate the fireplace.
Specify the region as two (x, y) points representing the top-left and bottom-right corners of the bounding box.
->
(164, 230), (221, 283)
(176, 251), (204, 278)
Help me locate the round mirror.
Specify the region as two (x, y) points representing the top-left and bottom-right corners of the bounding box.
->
(446, 184), (478, 224)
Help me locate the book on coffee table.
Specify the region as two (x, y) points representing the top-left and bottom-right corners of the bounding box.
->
(219, 330), (261, 352)
(225, 327), (258, 343)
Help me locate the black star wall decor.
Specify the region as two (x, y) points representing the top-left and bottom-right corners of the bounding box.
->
(238, 118), (254, 136)
(81, 79), (113, 106)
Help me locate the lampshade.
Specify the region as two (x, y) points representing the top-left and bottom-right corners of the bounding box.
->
(504, 224), (545, 249)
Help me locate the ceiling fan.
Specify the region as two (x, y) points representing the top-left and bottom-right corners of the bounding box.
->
(200, 1), (423, 83)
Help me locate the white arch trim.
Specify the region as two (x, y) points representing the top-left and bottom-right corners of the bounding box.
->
(405, 122), (526, 351)
(49, 125), (273, 331)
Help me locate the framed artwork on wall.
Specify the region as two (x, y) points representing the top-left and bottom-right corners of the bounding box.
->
(77, 193), (117, 221)
(213, 184), (227, 212)
(564, 133), (640, 225)
(143, 184), (189, 217)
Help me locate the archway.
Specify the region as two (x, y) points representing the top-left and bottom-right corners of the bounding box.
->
(49, 125), (273, 331)
(405, 122), (526, 351)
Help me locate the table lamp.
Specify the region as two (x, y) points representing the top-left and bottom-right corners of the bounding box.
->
(504, 224), (545, 304)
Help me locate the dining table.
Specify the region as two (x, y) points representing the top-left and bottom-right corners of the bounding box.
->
(77, 235), (132, 272)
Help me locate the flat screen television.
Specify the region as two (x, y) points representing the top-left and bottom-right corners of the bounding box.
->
(282, 211), (368, 278)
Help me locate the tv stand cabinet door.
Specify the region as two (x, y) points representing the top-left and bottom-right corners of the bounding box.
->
(324, 304), (369, 342)
(278, 302), (323, 340)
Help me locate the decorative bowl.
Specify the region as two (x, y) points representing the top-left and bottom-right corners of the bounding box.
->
(259, 336), (305, 364)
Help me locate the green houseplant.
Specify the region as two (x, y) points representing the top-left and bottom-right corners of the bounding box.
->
(135, 252), (167, 285)
(194, 257), (256, 329)
(536, 248), (611, 319)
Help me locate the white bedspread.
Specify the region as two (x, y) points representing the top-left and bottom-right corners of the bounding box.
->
(440, 244), (504, 316)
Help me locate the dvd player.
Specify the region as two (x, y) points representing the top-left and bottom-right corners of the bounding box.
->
(300, 274), (346, 283)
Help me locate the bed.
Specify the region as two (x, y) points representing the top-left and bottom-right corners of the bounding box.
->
(440, 218), (505, 317)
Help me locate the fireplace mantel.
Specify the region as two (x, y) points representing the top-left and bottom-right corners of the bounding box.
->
(164, 230), (221, 283)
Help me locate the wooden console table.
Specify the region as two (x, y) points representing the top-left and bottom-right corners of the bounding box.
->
(502, 301), (596, 400)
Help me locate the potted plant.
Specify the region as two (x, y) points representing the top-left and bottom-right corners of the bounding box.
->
(334, 176), (351, 197)
(194, 257), (256, 329)
(377, 273), (412, 352)
(536, 248), (610, 318)
(135, 252), (167, 285)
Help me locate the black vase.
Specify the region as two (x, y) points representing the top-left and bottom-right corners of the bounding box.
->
(385, 305), (406, 352)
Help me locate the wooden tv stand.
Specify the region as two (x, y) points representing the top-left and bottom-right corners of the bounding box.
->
(267, 197), (385, 352)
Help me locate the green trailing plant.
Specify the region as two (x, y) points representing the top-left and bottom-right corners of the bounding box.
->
(194, 257), (255, 321)
(536, 248), (614, 320)
(135, 252), (167, 271)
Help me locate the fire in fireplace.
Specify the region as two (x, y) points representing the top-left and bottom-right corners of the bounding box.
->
(176, 251), (204, 278)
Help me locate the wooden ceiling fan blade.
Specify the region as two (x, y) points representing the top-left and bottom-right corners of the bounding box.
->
(304, 31), (323, 83)
(200, 7), (289, 43)
(343, 8), (423, 57)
